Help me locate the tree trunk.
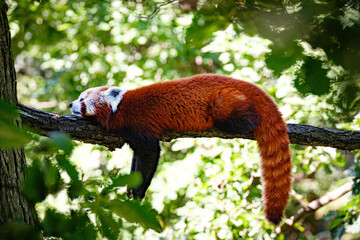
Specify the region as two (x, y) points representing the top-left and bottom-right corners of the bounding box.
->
(0, 4), (36, 225)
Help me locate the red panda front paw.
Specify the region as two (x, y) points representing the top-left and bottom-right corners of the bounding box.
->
(127, 187), (146, 200)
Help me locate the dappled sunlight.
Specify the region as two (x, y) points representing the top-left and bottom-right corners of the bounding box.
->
(5, 0), (360, 239)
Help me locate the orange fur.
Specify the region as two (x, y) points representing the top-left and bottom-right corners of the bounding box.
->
(90, 74), (292, 224)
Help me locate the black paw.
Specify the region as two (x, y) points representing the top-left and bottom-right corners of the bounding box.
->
(127, 188), (134, 199)
(127, 188), (145, 200)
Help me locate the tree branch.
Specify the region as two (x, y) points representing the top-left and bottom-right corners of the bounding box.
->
(18, 104), (360, 150)
(278, 181), (353, 233)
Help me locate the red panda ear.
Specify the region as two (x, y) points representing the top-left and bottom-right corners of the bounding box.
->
(108, 88), (120, 98)
(104, 87), (126, 113)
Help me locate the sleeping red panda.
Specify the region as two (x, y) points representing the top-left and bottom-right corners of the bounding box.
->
(70, 74), (292, 225)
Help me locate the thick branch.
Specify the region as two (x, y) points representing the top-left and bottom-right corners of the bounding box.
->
(278, 181), (353, 233)
(19, 104), (360, 150)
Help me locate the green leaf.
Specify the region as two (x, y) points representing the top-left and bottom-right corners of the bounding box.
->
(55, 155), (83, 199)
(186, 14), (230, 48)
(111, 172), (142, 189)
(102, 172), (142, 195)
(0, 222), (41, 240)
(294, 57), (331, 96)
(43, 160), (63, 194)
(22, 158), (63, 203)
(98, 211), (121, 239)
(109, 199), (162, 233)
(42, 209), (69, 237)
(0, 123), (32, 148)
(49, 131), (73, 154)
(328, 218), (342, 230)
(294, 222), (305, 232)
(246, 186), (261, 200)
(56, 155), (79, 182)
(0, 100), (32, 148)
(68, 181), (84, 200)
(324, 164), (332, 174)
(42, 209), (97, 240)
(355, 164), (360, 178)
(0, 100), (19, 121)
(22, 159), (48, 203)
(331, 224), (345, 240)
(57, 23), (71, 31)
(265, 43), (303, 75)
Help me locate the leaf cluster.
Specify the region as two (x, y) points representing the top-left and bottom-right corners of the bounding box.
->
(181, 0), (360, 119)
(5, 0), (360, 239)
(0, 131), (162, 240)
(0, 100), (31, 147)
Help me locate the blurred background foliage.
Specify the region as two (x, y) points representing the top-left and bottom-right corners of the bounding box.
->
(2, 0), (360, 239)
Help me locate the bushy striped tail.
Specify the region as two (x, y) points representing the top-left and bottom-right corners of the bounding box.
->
(254, 118), (292, 225)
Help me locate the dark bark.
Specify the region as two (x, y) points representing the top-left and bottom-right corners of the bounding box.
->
(0, 5), (36, 225)
(19, 104), (360, 151)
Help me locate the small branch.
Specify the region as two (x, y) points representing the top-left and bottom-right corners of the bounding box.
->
(18, 104), (360, 150)
(278, 181), (353, 233)
(141, 0), (178, 20)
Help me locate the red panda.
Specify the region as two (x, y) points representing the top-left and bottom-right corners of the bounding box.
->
(70, 74), (292, 225)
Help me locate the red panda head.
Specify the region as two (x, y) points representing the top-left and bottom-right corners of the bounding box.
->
(70, 86), (126, 117)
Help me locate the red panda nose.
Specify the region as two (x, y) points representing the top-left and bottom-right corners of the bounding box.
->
(69, 102), (73, 108)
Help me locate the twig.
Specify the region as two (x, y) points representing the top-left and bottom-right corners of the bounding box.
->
(141, 0), (178, 20)
(278, 181), (353, 233)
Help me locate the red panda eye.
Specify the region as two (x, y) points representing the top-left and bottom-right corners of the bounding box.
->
(80, 98), (84, 102)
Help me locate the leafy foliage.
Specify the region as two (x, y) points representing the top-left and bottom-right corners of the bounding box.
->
(0, 100), (32, 147)
(180, 0), (360, 117)
(0, 133), (162, 239)
(325, 153), (360, 240)
(109, 199), (162, 232)
(4, 0), (360, 239)
(294, 57), (331, 96)
(0, 222), (41, 240)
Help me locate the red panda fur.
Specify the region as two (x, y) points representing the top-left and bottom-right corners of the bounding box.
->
(87, 74), (292, 225)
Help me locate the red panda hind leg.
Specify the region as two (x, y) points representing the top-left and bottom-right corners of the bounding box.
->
(211, 89), (259, 134)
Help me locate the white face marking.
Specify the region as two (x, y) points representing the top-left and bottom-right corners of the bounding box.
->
(70, 86), (126, 117)
(84, 97), (96, 115)
(70, 91), (88, 117)
(103, 87), (127, 113)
